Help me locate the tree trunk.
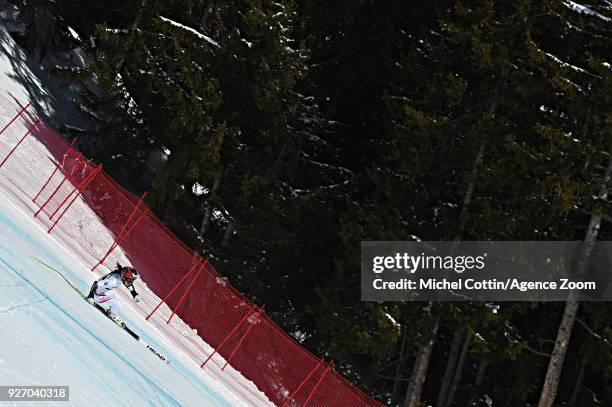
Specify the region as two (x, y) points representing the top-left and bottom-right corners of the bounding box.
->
(467, 355), (489, 406)
(221, 222), (234, 247)
(391, 329), (409, 406)
(403, 81), (501, 407)
(153, 149), (195, 221)
(403, 138), (486, 407)
(199, 175), (222, 238)
(201, 0), (216, 29)
(445, 331), (471, 407)
(568, 351), (588, 407)
(115, 0), (147, 72)
(200, 206), (211, 239)
(436, 328), (464, 407)
(537, 300), (580, 407)
(403, 319), (439, 407)
(538, 154), (612, 407)
(31, 6), (57, 65)
(265, 144), (290, 183)
(456, 142), (486, 239)
(192, 174), (222, 264)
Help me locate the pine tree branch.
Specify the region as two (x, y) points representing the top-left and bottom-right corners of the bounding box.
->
(576, 318), (612, 348)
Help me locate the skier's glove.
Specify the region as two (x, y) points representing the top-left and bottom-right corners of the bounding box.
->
(133, 294), (141, 303)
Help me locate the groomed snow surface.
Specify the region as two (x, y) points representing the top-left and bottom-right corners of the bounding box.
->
(0, 21), (271, 407)
(0, 188), (268, 407)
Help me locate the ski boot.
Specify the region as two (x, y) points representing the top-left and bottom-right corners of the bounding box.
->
(107, 309), (125, 328)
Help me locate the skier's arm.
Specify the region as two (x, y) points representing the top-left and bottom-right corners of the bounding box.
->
(127, 284), (140, 302)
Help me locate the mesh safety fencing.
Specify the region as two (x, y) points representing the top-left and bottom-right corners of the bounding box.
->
(0, 96), (384, 407)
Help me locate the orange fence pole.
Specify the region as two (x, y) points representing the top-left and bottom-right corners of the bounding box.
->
(302, 361), (333, 407)
(167, 259), (207, 324)
(281, 359), (325, 407)
(222, 305), (265, 371)
(91, 191), (148, 271)
(0, 101), (31, 136)
(0, 118), (41, 169)
(33, 138), (78, 203)
(34, 166), (72, 219)
(146, 258), (202, 320)
(47, 164), (102, 233)
(201, 304), (258, 369)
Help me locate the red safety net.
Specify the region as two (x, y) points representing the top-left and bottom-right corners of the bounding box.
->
(0, 96), (384, 407)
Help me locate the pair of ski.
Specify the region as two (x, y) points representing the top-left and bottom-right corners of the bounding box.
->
(31, 257), (169, 364)
(88, 300), (169, 363)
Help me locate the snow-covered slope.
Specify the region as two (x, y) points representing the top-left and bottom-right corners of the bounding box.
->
(0, 195), (238, 406)
(0, 22), (272, 407)
(0, 18), (92, 130)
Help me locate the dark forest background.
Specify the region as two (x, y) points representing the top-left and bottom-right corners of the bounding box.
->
(5, 0), (612, 406)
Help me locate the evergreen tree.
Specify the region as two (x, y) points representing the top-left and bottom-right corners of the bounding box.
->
(14, 0), (612, 403)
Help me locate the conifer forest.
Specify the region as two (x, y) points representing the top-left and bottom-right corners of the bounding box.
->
(5, 1), (612, 406)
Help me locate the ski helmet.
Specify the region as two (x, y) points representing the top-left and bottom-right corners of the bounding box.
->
(122, 266), (138, 283)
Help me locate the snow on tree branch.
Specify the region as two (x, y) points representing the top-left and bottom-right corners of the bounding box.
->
(563, 1), (611, 22)
(159, 16), (221, 48)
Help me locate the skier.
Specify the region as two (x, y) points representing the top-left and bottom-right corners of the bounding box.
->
(86, 263), (141, 325)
